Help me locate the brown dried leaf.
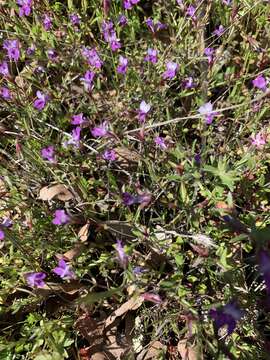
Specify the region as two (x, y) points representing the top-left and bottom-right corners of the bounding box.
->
(137, 341), (166, 360)
(105, 296), (144, 328)
(115, 147), (141, 164)
(39, 184), (74, 201)
(78, 223), (90, 242)
(34, 281), (85, 297)
(177, 338), (201, 360)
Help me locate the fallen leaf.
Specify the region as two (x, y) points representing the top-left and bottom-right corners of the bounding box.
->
(137, 341), (166, 360)
(177, 338), (201, 360)
(59, 243), (85, 261)
(39, 184), (74, 201)
(105, 296), (144, 328)
(78, 223), (90, 242)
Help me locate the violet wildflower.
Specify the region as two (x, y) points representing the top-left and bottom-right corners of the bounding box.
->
(222, 0), (231, 5)
(103, 149), (116, 161)
(136, 192), (152, 208)
(17, 0), (32, 17)
(198, 102), (216, 125)
(41, 146), (56, 163)
(0, 229), (5, 241)
(43, 14), (52, 31)
(102, 20), (114, 41)
(204, 47), (215, 64)
(2, 217), (12, 228)
(3, 40), (20, 62)
(26, 272), (46, 288)
(252, 75), (267, 91)
(33, 91), (49, 111)
(162, 61), (179, 80)
(115, 239), (129, 268)
(155, 136), (167, 150)
(71, 113), (85, 125)
(186, 5), (196, 20)
(144, 48), (158, 64)
(108, 32), (121, 51)
(251, 132), (267, 148)
(117, 55), (128, 74)
(123, 0), (140, 10)
(194, 153), (201, 164)
(47, 49), (57, 60)
(183, 77), (194, 89)
(122, 192), (137, 206)
(80, 70), (95, 92)
(26, 44), (36, 56)
(209, 301), (243, 336)
(141, 293), (162, 304)
(138, 101), (151, 122)
(0, 87), (11, 100)
(0, 61), (9, 77)
(82, 47), (103, 69)
(118, 14), (128, 26)
(69, 13), (80, 26)
(52, 209), (70, 225)
(259, 250), (270, 293)
(91, 122), (108, 138)
(146, 18), (166, 33)
(213, 25), (225, 36)
(176, 0), (183, 5)
(53, 259), (75, 279)
(64, 127), (81, 148)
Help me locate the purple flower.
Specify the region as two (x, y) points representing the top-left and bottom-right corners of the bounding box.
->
(64, 127), (81, 148)
(26, 272), (46, 288)
(122, 192), (137, 206)
(0, 229), (5, 241)
(176, 0), (183, 5)
(194, 153), (201, 164)
(108, 32), (121, 51)
(52, 209), (70, 225)
(162, 61), (179, 80)
(1, 217), (12, 228)
(198, 102), (216, 125)
(69, 13), (80, 26)
(0, 62), (9, 77)
(26, 44), (36, 56)
(82, 47), (103, 69)
(123, 0), (140, 10)
(222, 0), (231, 5)
(47, 49), (57, 60)
(155, 136), (167, 150)
(41, 146), (56, 163)
(53, 259), (75, 279)
(252, 75), (267, 91)
(115, 240), (129, 268)
(138, 101), (151, 122)
(80, 70), (95, 91)
(91, 121), (108, 138)
(251, 132), (267, 148)
(71, 113), (85, 125)
(183, 77), (194, 89)
(186, 5), (196, 19)
(146, 18), (166, 33)
(3, 40), (20, 62)
(204, 47), (215, 64)
(0, 87), (11, 100)
(33, 91), (49, 111)
(43, 14), (52, 31)
(17, 0), (32, 17)
(103, 149), (116, 161)
(101, 20), (121, 51)
(118, 14), (128, 26)
(122, 192), (151, 207)
(209, 302), (243, 336)
(213, 25), (225, 36)
(144, 48), (158, 64)
(117, 56), (128, 74)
